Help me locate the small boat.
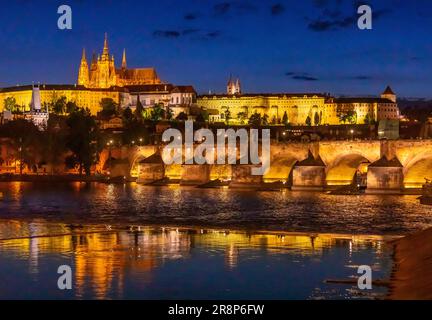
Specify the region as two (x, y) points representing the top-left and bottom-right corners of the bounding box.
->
(419, 179), (432, 205)
(197, 179), (231, 189)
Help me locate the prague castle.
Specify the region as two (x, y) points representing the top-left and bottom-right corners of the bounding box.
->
(0, 34), (194, 116)
(78, 34), (161, 88)
(0, 34), (399, 126)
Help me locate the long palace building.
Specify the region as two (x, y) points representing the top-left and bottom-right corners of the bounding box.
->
(0, 34), (399, 125)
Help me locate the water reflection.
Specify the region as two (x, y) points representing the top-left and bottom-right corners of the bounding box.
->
(1, 182), (431, 235)
(0, 220), (393, 300)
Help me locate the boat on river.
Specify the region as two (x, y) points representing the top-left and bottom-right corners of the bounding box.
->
(419, 179), (432, 205)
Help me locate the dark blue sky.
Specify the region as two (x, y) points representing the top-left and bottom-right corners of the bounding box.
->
(0, 0), (431, 97)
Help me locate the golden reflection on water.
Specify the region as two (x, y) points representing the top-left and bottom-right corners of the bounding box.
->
(0, 220), (392, 299)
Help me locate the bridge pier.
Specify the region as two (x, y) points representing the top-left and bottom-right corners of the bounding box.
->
(136, 153), (165, 184)
(230, 164), (263, 188)
(366, 156), (404, 194)
(180, 164), (211, 186)
(291, 152), (326, 191)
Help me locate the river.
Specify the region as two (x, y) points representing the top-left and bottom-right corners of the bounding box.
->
(0, 182), (431, 299)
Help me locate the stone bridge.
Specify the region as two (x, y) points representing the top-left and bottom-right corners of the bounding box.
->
(100, 140), (432, 193)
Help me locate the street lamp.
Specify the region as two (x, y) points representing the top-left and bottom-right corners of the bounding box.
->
(350, 129), (354, 140)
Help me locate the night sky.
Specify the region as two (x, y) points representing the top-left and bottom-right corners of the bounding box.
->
(0, 0), (431, 98)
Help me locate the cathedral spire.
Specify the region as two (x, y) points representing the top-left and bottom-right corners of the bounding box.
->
(102, 33), (109, 59)
(81, 48), (87, 62)
(122, 49), (127, 69)
(78, 48), (89, 87)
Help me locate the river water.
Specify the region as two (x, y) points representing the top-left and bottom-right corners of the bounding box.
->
(0, 182), (431, 299)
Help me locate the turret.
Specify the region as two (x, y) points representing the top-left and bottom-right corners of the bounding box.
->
(77, 48), (89, 86)
(381, 86), (396, 103)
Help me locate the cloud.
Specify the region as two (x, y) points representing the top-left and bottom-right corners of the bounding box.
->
(214, 3), (231, 16)
(153, 30), (180, 38)
(307, 0), (391, 32)
(271, 4), (285, 16)
(154, 29), (221, 41)
(349, 75), (372, 80)
(286, 72), (319, 81)
(182, 29), (201, 35)
(184, 13), (198, 20)
(206, 31), (221, 38)
(308, 16), (355, 31)
(211, 1), (257, 18)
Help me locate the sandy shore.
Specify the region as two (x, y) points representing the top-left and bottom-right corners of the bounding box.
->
(388, 227), (432, 300)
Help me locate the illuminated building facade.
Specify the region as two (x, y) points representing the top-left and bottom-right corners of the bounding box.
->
(78, 34), (161, 89)
(197, 80), (399, 125)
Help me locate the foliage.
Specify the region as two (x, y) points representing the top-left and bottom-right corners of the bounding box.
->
(224, 109), (231, 124)
(65, 108), (101, 175)
(237, 112), (248, 124)
(314, 112), (320, 126)
(150, 104), (165, 122)
(282, 111), (289, 126)
(100, 98), (118, 118)
(176, 112), (188, 121)
(248, 112), (262, 127)
(0, 119), (41, 174)
(3, 97), (20, 113)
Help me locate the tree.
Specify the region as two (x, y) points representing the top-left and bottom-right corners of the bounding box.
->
(150, 104), (165, 122)
(0, 119), (41, 174)
(248, 112), (262, 127)
(39, 117), (67, 174)
(66, 101), (79, 114)
(4, 97), (18, 113)
(282, 111), (289, 126)
(53, 96), (67, 115)
(347, 111), (357, 124)
(196, 113), (205, 123)
(65, 108), (101, 176)
(121, 118), (151, 146)
(262, 114), (269, 126)
(224, 109), (231, 124)
(305, 115), (312, 126)
(237, 112), (248, 124)
(314, 112), (320, 126)
(135, 97), (144, 121)
(364, 113), (376, 125)
(122, 107), (133, 126)
(176, 112), (188, 121)
(100, 98), (118, 118)
(166, 107), (174, 121)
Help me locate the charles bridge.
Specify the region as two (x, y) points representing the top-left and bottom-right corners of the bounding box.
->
(99, 139), (432, 193)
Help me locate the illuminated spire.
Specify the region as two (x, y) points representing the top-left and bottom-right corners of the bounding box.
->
(102, 33), (109, 59)
(122, 49), (127, 69)
(81, 48), (87, 62)
(78, 48), (89, 86)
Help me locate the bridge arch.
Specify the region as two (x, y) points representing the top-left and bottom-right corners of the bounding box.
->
(128, 146), (159, 177)
(326, 153), (371, 186)
(263, 156), (299, 183)
(403, 151), (432, 188)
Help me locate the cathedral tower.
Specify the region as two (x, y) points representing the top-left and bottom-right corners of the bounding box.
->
(227, 75), (241, 95)
(77, 48), (89, 86)
(79, 33), (161, 88)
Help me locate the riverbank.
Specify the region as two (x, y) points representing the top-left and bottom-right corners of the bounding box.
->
(388, 227), (432, 300)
